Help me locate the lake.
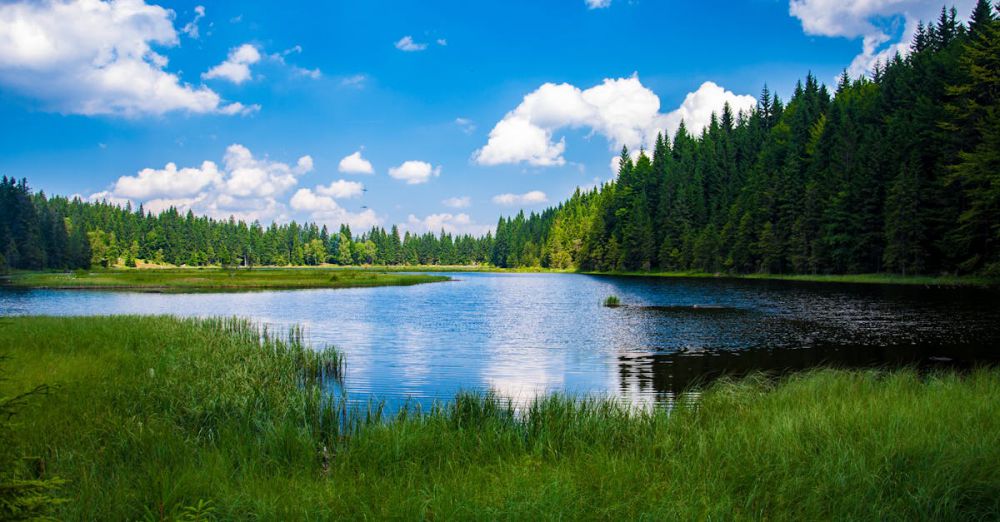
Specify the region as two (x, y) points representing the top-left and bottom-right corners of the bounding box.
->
(2, 272), (999, 410)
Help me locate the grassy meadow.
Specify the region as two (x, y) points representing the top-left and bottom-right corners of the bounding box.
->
(1, 267), (449, 291)
(2, 315), (998, 519)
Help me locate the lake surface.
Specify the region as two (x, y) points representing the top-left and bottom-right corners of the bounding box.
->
(2, 272), (999, 410)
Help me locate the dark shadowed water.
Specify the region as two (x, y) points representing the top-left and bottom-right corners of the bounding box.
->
(2, 272), (999, 410)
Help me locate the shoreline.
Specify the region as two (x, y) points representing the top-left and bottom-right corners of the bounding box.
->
(4, 265), (997, 290)
(351, 265), (1000, 287)
(0, 267), (449, 291)
(3, 315), (998, 519)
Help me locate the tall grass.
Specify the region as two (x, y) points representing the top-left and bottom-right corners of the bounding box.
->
(2, 316), (999, 519)
(603, 295), (621, 307)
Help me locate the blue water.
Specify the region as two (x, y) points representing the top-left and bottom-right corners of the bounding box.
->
(2, 272), (998, 410)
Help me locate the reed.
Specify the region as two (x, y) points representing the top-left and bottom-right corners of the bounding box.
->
(2, 316), (998, 520)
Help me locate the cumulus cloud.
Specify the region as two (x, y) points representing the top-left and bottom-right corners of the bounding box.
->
(220, 143), (308, 198)
(442, 196), (472, 209)
(395, 35), (427, 52)
(89, 144), (376, 227)
(388, 161), (441, 184)
(338, 151), (374, 174)
(492, 191), (548, 206)
(203, 43), (261, 84)
(181, 5), (205, 39)
(0, 0), (246, 116)
(315, 179), (364, 199)
(112, 160), (222, 200)
(79, 190), (133, 208)
(290, 188), (380, 230)
(474, 76), (755, 167)
(586, 0), (612, 8)
(405, 213), (491, 236)
(91, 144), (315, 222)
(789, 0), (976, 76)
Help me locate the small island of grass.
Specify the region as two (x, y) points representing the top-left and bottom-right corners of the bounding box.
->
(1, 267), (449, 292)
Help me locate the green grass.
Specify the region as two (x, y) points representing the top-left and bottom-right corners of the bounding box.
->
(2, 316), (999, 520)
(584, 269), (1000, 287)
(603, 295), (621, 307)
(311, 264), (1000, 287)
(2, 267), (449, 291)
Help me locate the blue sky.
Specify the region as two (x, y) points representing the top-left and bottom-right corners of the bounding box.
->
(0, 0), (969, 235)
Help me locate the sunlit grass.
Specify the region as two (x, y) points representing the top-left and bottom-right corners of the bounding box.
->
(2, 316), (998, 519)
(3, 267), (448, 291)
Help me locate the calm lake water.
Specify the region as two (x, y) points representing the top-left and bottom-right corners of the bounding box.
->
(2, 272), (999, 410)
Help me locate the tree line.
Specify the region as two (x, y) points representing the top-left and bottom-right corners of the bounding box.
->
(1, 3), (998, 275)
(500, 2), (1000, 276)
(0, 177), (494, 270)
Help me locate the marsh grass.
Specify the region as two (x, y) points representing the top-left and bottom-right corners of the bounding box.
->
(2, 316), (999, 519)
(2, 267), (448, 292)
(603, 295), (621, 307)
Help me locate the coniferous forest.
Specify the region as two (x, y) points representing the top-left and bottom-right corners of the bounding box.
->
(2, 3), (999, 276)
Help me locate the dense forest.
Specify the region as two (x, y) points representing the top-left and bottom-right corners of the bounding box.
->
(0, 176), (494, 269)
(1, 3), (998, 275)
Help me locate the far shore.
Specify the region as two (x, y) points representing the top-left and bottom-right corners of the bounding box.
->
(0, 267), (449, 292)
(3, 264), (997, 289)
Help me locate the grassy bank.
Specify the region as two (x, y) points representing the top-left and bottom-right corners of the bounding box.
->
(583, 269), (1000, 287)
(3, 316), (999, 519)
(325, 264), (999, 287)
(2, 267), (449, 291)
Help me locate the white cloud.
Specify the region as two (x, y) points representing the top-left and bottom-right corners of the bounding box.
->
(181, 5), (205, 39)
(789, 0), (976, 76)
(395, 35), (427, 52)
(661, 81), (756, 137)
(475, 115), (567, 166)
(80, 190), (133, 208)
(492, 191), (548, 206)
(454, 117), (476, 134)
(0, 0), (246, 116)
(442, 196), (471, 208)
(92, 144), (314, 223)
(405, 213), (491, 236)
(586, 0), (612, 8)
(315, 179), (364, 199)
(340, 74), (367, 88)
(203, 43), (261, 84)
(264, 44), (321, 79)
(295, 155), (314, 174)
(338, 151), (374, 174)
(610, 155), (621, 175)
(221, 143), (309, 198)
(474, 76), (755, 166)
(292, 66), (321, 79)
(388, 160), (441, 185)
(112, 160), (222, 200)
(436, 38), (447, 46)
(290, 188), (380, 230)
